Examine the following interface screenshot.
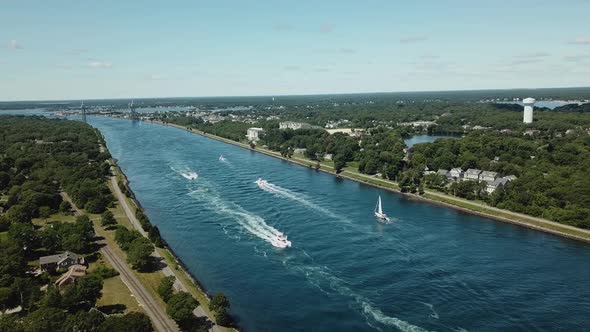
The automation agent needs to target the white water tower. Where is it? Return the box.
[523,97,535,124]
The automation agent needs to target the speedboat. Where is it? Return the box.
[272,232,292,248]
[374,195,390,222]
[182,171,198,180]
[255,178,269,188]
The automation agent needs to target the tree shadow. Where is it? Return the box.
[97,304,127,315]
[136,257,166,273]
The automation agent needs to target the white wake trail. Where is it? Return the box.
[187,189,285,247]
[290,264,432,332]
[258,180,345,221]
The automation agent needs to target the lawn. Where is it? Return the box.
[32,212,77,227]
[97,276,143,313]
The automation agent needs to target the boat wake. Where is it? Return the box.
[419,302,439,319]
[287,262,431,332]
[188,189,291,248]
[170,166,198,180]
[256,179,345,222]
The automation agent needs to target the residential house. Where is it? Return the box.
[485,175,517,194]
[246,128,265,142]
[464,169,482,181]
[437,169,449,178]
[279,122,312,130]
[40,251,85,272]
[480,171,498,183]
[55,265,87,290]
[293,148,307,154]
[323,154,333,161]
[449,168,463,181]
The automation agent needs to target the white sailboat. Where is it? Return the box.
[219,155,226,162]
[374,195,390,222]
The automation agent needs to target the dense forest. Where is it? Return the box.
[0,116,153,331]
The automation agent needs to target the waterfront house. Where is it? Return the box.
[246,128,265,142]
[449,168,463,181]
[55,265,87,290]
[464,169,482,181]
[293,148,307,154]
[323,153,333,161]
[485,175,517,194]
[437,169,449,178]
[40,251,85,272]
[480,171,498,183]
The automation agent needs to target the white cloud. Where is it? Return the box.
[88,61,112,69]
[399,36,428,44]
[8,40,23,50]
[145,74,165,80]
[514,52,551,58]
[320,24,334,34]
[272,23,293,31]
[339,48,356,54]
[564,54,590,62]
[66,48,89,55]
[568,37,590,45]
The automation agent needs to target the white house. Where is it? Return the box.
[464,169,482,181]
[279,122,312,130]
[246,128,265,142]
[480,171,498,182]
[449,168,463,180]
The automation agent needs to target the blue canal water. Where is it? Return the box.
[81,117,590,332]
[6,111,586,331]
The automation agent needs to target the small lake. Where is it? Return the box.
[404,135,456,148]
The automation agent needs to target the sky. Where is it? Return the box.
[1,0,589,101]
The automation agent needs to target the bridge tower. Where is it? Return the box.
[129,100,138,120]
[81,101,87,123]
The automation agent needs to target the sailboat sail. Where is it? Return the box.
[377,196,383,214]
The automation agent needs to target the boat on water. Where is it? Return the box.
[255,178,269,188]
[272,232,292,248]
[182,171,198,180]
[374,195,390,222]
[219,155,226,162]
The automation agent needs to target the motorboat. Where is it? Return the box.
[255,178,269,188]
[182,171,198,180]
[272,232,292,248]
[374,195,390,222]
[219,155,226,162]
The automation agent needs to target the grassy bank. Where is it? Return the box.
[156,120,590,244]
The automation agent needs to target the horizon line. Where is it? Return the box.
[1,85,589,104]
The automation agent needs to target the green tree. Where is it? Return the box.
[99,312,153,332]
[166,292,198,329]
[158,276,175,303]
[64,310,105,332]
[127,237,154,271]
[23,307,67,331]
[59,200,72,214]
[101,210,117,228]
[210,293,230,312]
[8,223,38,251]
